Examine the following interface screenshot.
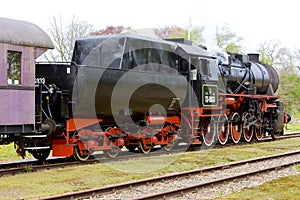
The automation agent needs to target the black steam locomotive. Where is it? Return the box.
[0,18,290,161]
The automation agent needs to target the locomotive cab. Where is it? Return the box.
[170,40,219,108]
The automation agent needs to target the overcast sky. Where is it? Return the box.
[1,0,299,52]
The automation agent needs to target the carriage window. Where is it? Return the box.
[7,51,21,85]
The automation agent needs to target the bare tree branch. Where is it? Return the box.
[41,15,94,62]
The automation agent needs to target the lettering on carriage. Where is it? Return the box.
[35,78,46,84]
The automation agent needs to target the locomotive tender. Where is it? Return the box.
[0,18,290,161]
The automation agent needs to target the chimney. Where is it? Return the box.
[248,53,260,63]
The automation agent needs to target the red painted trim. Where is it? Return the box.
[67,118,103,131]
[52,139,74,157]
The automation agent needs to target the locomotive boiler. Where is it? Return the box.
[217,52,279,95]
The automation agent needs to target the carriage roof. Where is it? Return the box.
[0,17,53,49]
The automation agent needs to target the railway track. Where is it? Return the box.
[0,146,188,177]
[1,132,299,177]
[38,149,300,199]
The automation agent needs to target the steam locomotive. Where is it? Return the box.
[0,18,290,161]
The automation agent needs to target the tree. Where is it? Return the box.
[216,24,243,53]
[91,26,130,35]
[257,39,299,70]
[257,40,300,115]
[155,25,205,44]
[276,66,300,116]
[257,39,282,67]
[42,15,94,62]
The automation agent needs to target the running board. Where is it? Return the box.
[21,135,48,138]
[24,146,50,150]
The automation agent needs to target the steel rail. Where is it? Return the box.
[38,149,300,200]
[1,133,300,177]
[0,146,188,177]
[136,159,300,200]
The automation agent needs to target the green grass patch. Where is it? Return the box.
[1,138,300,199]
[0,143,20,160]
[286,122,300,133]
[285,113,300,132]
[0,143,37,162]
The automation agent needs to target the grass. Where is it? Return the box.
[286,112,300,132]
[0,143,35,162]
[1,138,300,199]
[286,122,300,133]
[215,165,300,200]
[0,143,20,161]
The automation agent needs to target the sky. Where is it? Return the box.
[1,0,299,53]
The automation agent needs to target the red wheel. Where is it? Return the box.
[217,115,229,145]
[254,126,263,141]
[137,127,155,154]
[242,113,254,143]
[202,119,216,147]
[230,112,242,144]
[73,130,92,161]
